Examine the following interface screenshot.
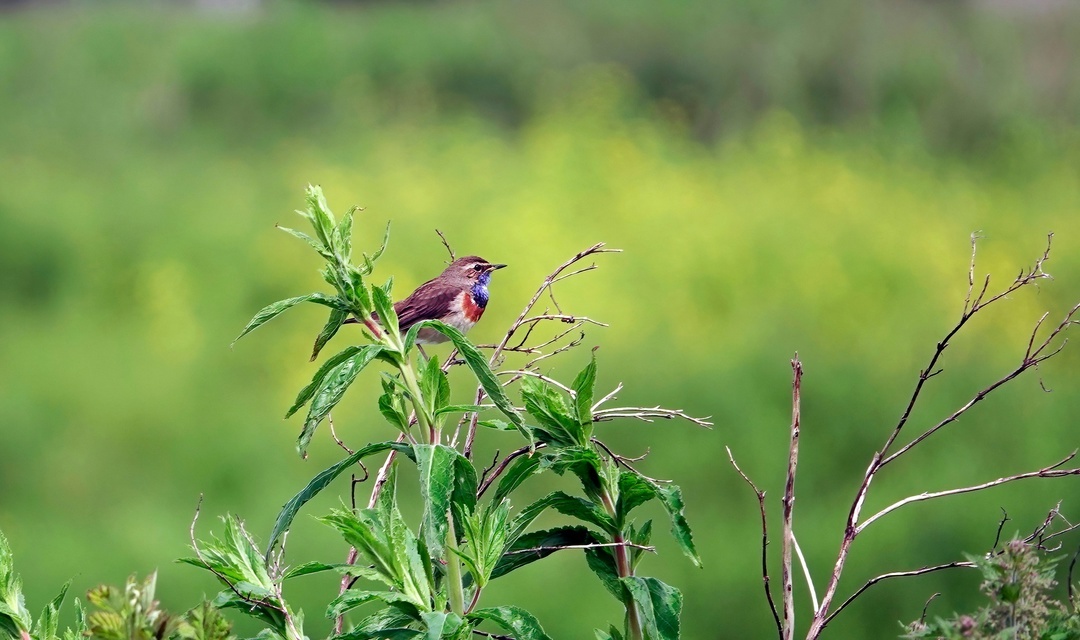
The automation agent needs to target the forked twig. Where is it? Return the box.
[462,243,620,458]
[823,562,977,627]
[856,453,1080,534]
[592,406,713,428]
[803,236,1079,639]
[726,446,782,639]
[435,229,456,262]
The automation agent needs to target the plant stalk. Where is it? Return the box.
[446,517,466,616]
[601,491,643,640]
[398,357,435,443]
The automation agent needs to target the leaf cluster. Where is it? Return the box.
[1,531,233,640]
[196,186,706,640]
[904,540,1080,640]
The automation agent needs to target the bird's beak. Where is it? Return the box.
[488,263,508,271]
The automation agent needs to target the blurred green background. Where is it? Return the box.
[2,0,1080,637]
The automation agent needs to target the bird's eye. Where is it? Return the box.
[473,264,484,272]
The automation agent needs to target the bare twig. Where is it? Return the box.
[823,562,976,628]
[476,444,547,499]
[592,406,713,429]
[328,414,355,455]
[726,446,782,639]
[991,508,1010,552]
[496,369,575,395]
[435,229,456,262]
[1069,546,1080,602]
[880,234,1057,464]
[593,438,664,484]
[505,541,655,556]
[856,454,1080,534]
[592,382,623,412]
[781,357,803,640]
[472,630,514,640]
[880,305,1080,466]
[805,237,1078,639]
[920,593,941,626]
[463,243,620,458]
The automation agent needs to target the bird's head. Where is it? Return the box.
[445,255,507,285]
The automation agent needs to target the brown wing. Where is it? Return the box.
[393,278,460,330]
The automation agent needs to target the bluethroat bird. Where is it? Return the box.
[350,256,506,344]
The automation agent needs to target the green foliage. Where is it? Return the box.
[0,530,32,638]
[904,540,1080,640]
[5,4,1080,639]
[179,516,302,640]
[0,536,235,640]
[178,185,703,639]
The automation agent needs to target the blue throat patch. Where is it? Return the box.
[472,273,491,308]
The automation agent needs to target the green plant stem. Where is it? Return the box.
[397,353,464,614]
[398,357,435,443]
[446,518,466,616]
[601,491,643,640]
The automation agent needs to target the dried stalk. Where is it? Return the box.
[781,357,803,639]
[726,446,783,639]
[802,237,1078,639]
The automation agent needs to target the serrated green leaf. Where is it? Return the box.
[333,608,418,640]
[476,420,514,431]
[280,562,340,580]
[548,446,606,504]
[419,356,450,417]
[628,520,653,570]
[547,493,615,534]
[491,526,598,580]
[304,184,336,248]
[594,625,624,640]
[233,293,346,345]
[414,444,456,557]
[521,377,582,447]
[321,496,431,610]
[406,321,529,442]
[378,392,409,432]
[326,590,418,619]
[0,530,31,636]
[298,345,386,457]
[334,206,358,262]
[287,346,365,418]
[266,440,412,557]
[492,454,542,504]
[371,285,400,342]
[276,225,331,259]
[584,544,621,600]
[452,501,511,589]
[571,352,598,427]
[509,491,614,541]
[358,221,392,277]
[451,452,478,519]
[616,471,657,526]
[434,404,486,417]
[654,484,700,568]
[310,308,349,362]
[420,612,463,640]
[468,607,551,640]
[621,577,682,640]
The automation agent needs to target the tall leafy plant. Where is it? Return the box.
[188,186,709,640]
